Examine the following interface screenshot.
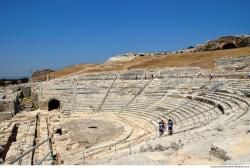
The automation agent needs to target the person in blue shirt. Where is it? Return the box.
[168,119,174,135]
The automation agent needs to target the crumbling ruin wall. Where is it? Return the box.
[11,84,31,97]
[0,100,16,121]
[31,92,39,109]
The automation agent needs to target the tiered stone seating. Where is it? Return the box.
[118,70,146,80]
[25,67,250,164]
[149,78,190,93]
[76,71,117,80]
[88,114,156,159]
[105,76,233,136]
[100,79,149,113]
[148,95,222,133]
[75,80,113,113]
[123,95,162,116]
[158,67,203,78]
[220,79,250,94]
[32,72,119,114]
[49,112,156,164]
[120,76,207,124]
[194,90,249,115]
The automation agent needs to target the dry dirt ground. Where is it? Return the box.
[59,119,124,148]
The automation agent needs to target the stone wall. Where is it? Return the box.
[11,84,31,97]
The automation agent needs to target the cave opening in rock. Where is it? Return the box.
[48,99,60,111]
[221,43,236,49]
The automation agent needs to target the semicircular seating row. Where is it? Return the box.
[33,72,250,134]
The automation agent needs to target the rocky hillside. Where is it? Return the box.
[32,35,250,82]
[194,35,250,52]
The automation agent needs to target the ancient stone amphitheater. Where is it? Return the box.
[0,55,250,165]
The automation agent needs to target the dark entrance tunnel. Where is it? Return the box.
[48,99,60,111]
[221,43,237,49]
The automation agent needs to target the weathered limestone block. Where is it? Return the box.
[209,143,233,161]
[154,143,168,151]
[139,139,183,153]
[170,140,184,151]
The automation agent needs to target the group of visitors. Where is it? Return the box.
[135,74,155,80]
[197,72,214,80]
[158,118,173,137]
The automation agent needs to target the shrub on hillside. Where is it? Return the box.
[0,80,5,86]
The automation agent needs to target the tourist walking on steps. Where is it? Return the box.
[168,119,174,135]
[209,72,213,81]
[159,119,166,137]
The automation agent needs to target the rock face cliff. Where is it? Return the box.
[107,35,250,60]
[106,53,144,63]
[194,35,250,52]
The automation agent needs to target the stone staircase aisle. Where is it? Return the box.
[32,112,54,165]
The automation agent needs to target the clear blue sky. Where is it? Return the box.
[0,0,249,78]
